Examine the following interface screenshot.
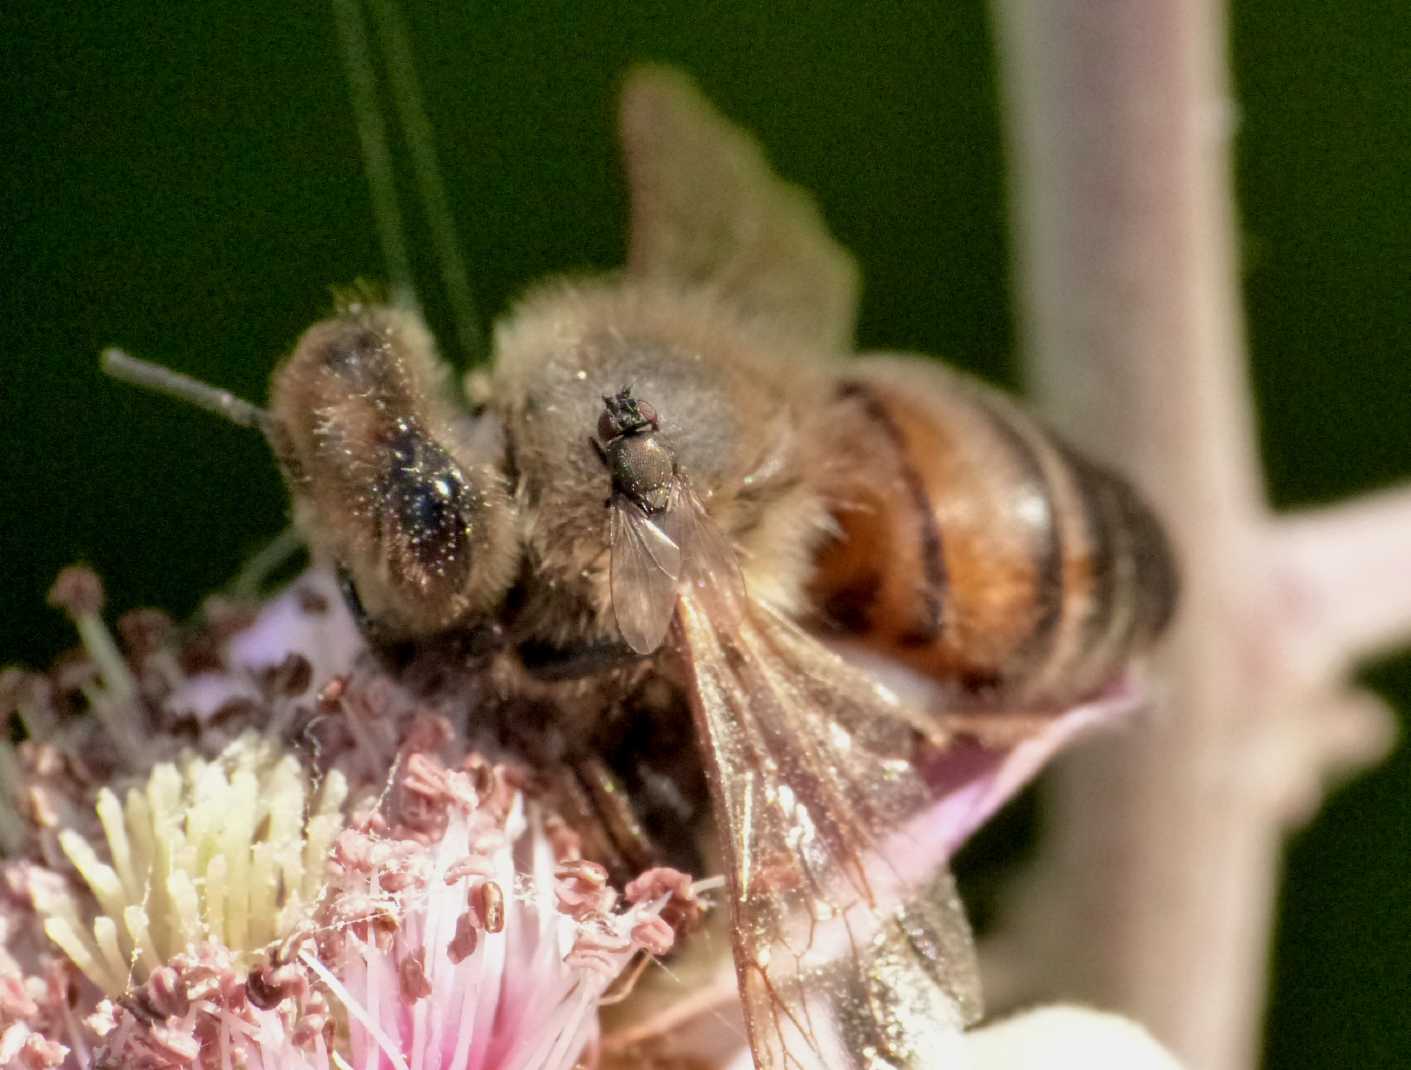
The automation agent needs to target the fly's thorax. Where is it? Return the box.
[607,432,675,514]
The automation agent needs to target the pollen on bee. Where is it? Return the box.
[881,757,911,780]
[828,721,854,752]
[775,782,797,814]
[1013,486,1048,530]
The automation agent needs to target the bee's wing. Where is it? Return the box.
[673,527,983,1067]
[619,65,860,351]
[608,497,685,655]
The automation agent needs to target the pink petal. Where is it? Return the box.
[921,682,1145,861]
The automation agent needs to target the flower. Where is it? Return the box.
[0,565,1175,1068]
[33,732,347,996]
[1,570,698,1069]
[84,942,333,1070]
[79,748,695,1070]
[302,752,696,1070]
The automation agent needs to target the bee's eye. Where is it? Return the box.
[392,470,469,564]
[384,427,473,575]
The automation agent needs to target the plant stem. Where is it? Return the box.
[990,3,1403,1068]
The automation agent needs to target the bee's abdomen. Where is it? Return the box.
[809,358,1177,708]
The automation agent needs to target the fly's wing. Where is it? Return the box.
[619,65,860,352]
[671,493,982,1069]
[608,497,684,655]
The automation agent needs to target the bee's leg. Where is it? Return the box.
[574,754,662,878]
[335,564,415,663]
[336,565,378,636]
[533,758,655,885]
[540,762,631,877]
[516,638,646,681]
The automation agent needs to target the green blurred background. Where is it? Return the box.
[2,3,1406,1065]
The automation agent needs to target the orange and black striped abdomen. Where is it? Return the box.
[808,357,1177,708]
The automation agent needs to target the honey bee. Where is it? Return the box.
[106,65,1176,1070]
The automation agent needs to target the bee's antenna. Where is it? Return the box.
[366,0,485,365]
[330,0,416,307]
[100,348,272,435]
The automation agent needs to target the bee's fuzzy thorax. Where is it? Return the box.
[490,277,844,642]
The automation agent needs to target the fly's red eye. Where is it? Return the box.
[636,400,659,427]
[597,410,618,441]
